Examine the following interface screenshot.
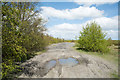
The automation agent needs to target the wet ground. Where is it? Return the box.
[18,42,118,78]
[58,58,79,66]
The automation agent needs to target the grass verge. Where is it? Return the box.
[34,49,47,55]
[74,45,118,65]
[74,45,119,78]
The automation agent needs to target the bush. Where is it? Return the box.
[2,2,47,79]
[77,22,109,53]
[112,40,119,46]
[2,2,64,79]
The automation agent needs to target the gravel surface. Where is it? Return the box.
[18,42,118,78]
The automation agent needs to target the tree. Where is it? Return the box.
[107,37,113,46]
[2,2,47,78]
[2,2,65,78]
[77,22,109,53]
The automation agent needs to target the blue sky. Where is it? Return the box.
[36,1,119,40]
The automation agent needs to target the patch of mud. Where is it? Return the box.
[19,60,57,77]
[19,57,91,77]
[20,61,40,76]
[77,57,90,66]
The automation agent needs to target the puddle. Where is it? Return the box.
[19,58,79,77]
[43,57,79,75]
[38,60,57,77]
[45,60,56,70]
[45,58,79,69]
[58,58,79,66]
[39,58,79,76]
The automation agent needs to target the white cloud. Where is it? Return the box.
[47,23,82,40]
[105,30,118,40]
[46,16,118,40]
[81,16,118,40]
[84,16,118,30]
[71,0,119,6]
[41,6,104,20]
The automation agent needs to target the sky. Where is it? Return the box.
[35,0,119,40]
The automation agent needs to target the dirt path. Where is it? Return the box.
[18,42,118,78]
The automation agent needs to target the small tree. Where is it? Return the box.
[107,37,113,46]
[77,22,109,53]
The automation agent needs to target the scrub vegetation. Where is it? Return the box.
[2,2,64,79]
[76,22,109,53]
[75,22,119,69]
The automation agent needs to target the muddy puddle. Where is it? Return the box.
[45,60,56,70]
[19,57,89,77]
[21,58,79,77]
[45,57,79,69]
[59,58,79,66]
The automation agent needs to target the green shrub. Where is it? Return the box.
[107,37,113,46]
[112,40,119,46]
[77,22,109,53]
[2,2,64,79]
[2,2,46,79]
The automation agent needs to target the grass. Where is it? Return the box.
[34,49,47,55]
[74,44,119,78]
[111,72,120,79]
[74,45,118,66]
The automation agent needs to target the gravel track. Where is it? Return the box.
[18,42,118,78]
